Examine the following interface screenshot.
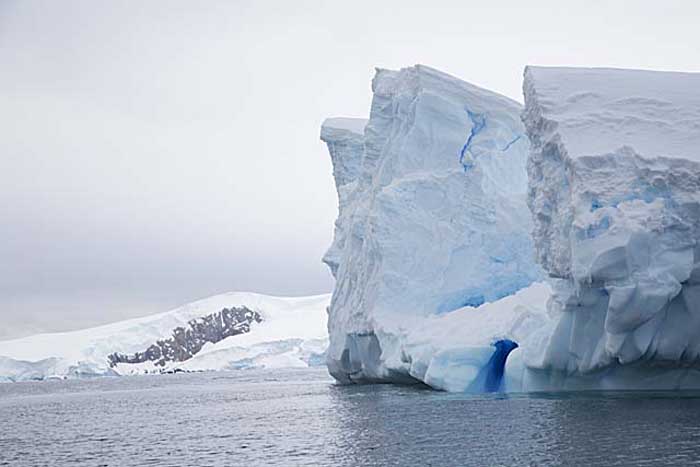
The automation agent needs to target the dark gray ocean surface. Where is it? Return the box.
[2,368,700,466]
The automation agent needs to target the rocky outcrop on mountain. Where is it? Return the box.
[107,306,262,367]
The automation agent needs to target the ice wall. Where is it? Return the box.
[320,118,367,278]
[522,66,700,389]
[322,65,543,388]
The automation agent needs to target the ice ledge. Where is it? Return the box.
[321,117,367,138]
[373,64,523,112]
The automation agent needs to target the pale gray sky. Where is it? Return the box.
[1,0,698,339]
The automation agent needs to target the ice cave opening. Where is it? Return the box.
[480,339,519,392]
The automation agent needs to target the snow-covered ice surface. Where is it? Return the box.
[522,66,700,391]
[0,293,330,382]
[322,65,544,391]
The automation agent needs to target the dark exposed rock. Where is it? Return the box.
[107,306,263,368]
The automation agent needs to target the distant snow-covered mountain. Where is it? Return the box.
[0,292,330,382]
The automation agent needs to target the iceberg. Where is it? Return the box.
[320,117,367,278]
[322,65,544,391]
[521,66,700,390]
[0,292,330,382]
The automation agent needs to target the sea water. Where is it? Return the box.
[2,368,700,466]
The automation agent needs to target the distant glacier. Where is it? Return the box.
[0,293,329,382]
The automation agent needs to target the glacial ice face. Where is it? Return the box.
[320,118,367,278]
[322,65,543,388]
[523,66,700,383]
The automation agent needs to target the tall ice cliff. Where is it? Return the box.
[520,66,700,390]
[321,65,544,390]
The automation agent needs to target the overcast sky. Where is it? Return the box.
[1,0,698,339]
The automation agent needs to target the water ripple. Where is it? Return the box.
[2,369,700,466]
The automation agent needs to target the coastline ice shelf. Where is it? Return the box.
[521,66,700,391]
[322,64,544,391]
[0,292,330,382]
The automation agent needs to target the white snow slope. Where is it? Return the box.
[322,65,545,391]
[521,66,700,391]
[0,292,329,382]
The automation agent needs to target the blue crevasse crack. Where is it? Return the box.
[459,110,486,172]
[501,135,522,152]
[590,185,676,213]
[436,274,537,315]
[460,295,486,308]
[579,215,611,239]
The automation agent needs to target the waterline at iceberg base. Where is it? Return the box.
[322,64,700,393]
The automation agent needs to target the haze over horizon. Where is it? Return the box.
[1,0,698,340]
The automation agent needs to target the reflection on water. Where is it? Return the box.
[2,368,700,466]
